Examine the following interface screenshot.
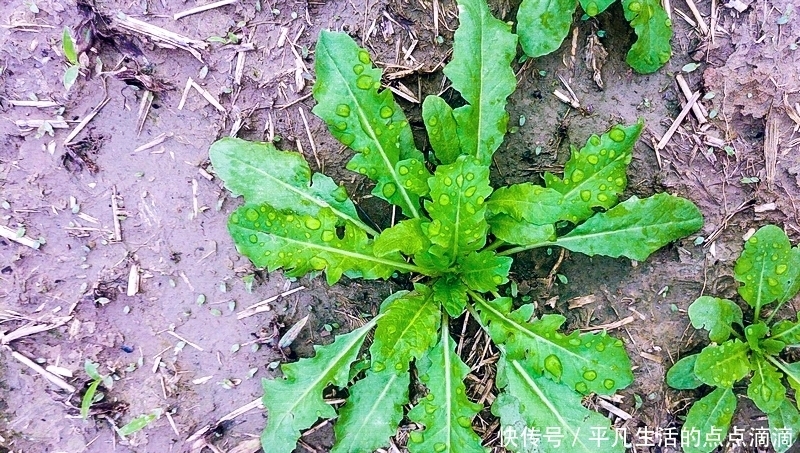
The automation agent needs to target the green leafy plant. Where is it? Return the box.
[62,27,81,91]
[667,225,800,453]
[209,0,702,451]
[81,360,113,419]
[516,0,673,73]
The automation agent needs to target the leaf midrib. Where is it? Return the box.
[319,42,419,218]
[238,225,422,274]
[558,213,698,244]
[228,153,373,234]
[558,150,627,203]
[511,360,593,451]
[477,297,586,363]
[270,318,379,436]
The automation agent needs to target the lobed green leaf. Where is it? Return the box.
[408,322,486,453]
[261,319,377,453]
[486,183,565,225]
[423,95,461,165]
[458,250,512,293]
[432,276,469,317]
[681,387,736,453]
[782,361,800,409]
[229,204,409,284]
[475,296,632,395]
[313,31,429,217]
[332,367,409,453]
[773,313,800,346]
[490,393,533,453]
[666,354,703,390]
[424,155,493,263]
[544,123,641,224]
[734,225,799,314]
[445,0,517,164]
[768,400,800,453]
[621,0,673,74]
[694,339,750,388]
[209,138,372,234]
[487,214,555,246]
[555,193,703,261]
[517,0,576,58]
[495,357,623,453]
[745,322,769,351]
[370,287,441,372]
[688,296,743,343]
[747,353,785,414]
[373,218,430,257]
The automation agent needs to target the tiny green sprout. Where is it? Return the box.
[81,360,112,419]
[61,27,80,91]
[117,409,162,437]
[682,62,701,73]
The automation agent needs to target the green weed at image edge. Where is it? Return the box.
[208,0,703,450]
[667,225,800,453]
[517,0,673,73]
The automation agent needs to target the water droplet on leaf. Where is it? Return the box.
[609,127,626,142]
[583,370,598,381]
[356,74,372,90]
[380,106,393,118]
[246,208,259,222]
[544,354,563,379]
[340,133,355,146]
[358,50,371,64]
[335,104,350,117]
[382,183,396,198]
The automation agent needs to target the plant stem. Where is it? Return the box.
[483,239,506,253]
[497,241,557,256]
[357,221,381,238]
[764,354,797,380]
[764,299,789,326]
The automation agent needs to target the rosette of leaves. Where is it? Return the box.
[209,0,702,451]
[516,0,673,73]
[667,225,800,453]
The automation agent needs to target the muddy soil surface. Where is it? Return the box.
[0,0,798,452]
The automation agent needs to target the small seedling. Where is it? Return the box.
[81,360,113,419]
[516,0,673,73]
[62,27,81,91]
[667,225,800,453]
[117,409,162,437]
[209,0,702,451]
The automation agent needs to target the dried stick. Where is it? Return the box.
[174,0,237,20]
[656,91,701,150]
